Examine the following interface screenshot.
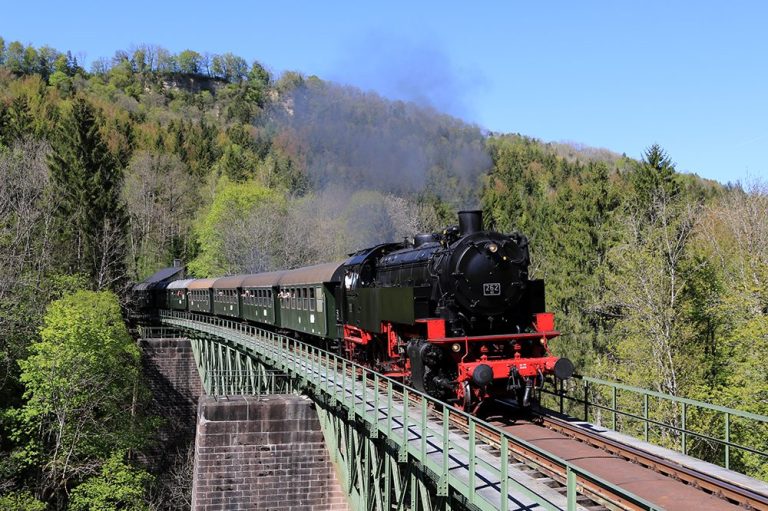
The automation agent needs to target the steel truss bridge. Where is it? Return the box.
[150,310,768,511]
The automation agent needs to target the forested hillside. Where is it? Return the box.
[0,37,766,508]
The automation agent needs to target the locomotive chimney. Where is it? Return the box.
[458,210,483,236]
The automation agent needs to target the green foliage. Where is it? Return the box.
[70,450,153,511]
[47,96,127,289]
[7,290,150,502]
[631,143,678,215]
[0,490,46,511]
[188,178,284,276]
[177,50,202,75]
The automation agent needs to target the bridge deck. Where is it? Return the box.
[162,312,662,511]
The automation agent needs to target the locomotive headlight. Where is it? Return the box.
[451,343,462,353]
[487,243,499,253]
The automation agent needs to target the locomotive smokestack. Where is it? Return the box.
[458,210,483,236]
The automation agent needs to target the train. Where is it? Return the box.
[134,210,574,412]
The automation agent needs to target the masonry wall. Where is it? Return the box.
[140,338,204,467]
[192,395,349,511]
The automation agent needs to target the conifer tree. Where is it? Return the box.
[7,95,33,140]
[47,96,127,289]
[631,144,679,216]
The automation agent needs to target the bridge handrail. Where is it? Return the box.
[543,375,768,472]
[160,310,662,511]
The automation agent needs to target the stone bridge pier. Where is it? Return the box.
[140,336,349,511]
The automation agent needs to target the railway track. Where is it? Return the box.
[533,411,768,510]
[305,347,768,510]
[470,400,768,511]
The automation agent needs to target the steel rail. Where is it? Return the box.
[543,377,768,470]
[533,411,768,510]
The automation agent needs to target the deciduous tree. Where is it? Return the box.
[7,291,150,506]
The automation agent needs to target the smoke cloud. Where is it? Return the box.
[327,33,486,121]
[270,80,491,206]
[261,41,495,258]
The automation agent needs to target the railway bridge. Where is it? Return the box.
[139,310,768,511]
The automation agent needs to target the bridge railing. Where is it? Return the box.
[542,375,768,476]
[136,325,186,339]
[161,310,662,511]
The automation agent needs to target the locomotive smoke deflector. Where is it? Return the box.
[458,210,483,236]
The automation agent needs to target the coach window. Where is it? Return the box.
[316,287,323,313]
[309,288,315,311]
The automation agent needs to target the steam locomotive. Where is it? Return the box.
[136,210,573,412]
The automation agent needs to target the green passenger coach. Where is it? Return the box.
[241,271,285,326]
[166,279,195,310]
[212,275,246,318]
[276,262,344,338]
[188,278,216,313]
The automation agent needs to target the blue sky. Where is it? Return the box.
[3,1,767,184]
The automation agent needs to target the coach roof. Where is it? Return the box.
[277,262,344,286]
[241,271,286,288]
[167,279,195,290]
[187,278,218,290]
[212,275,249,289]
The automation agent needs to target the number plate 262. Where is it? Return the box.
[483,283,501,296]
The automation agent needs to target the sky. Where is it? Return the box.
[3,1,767,184]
